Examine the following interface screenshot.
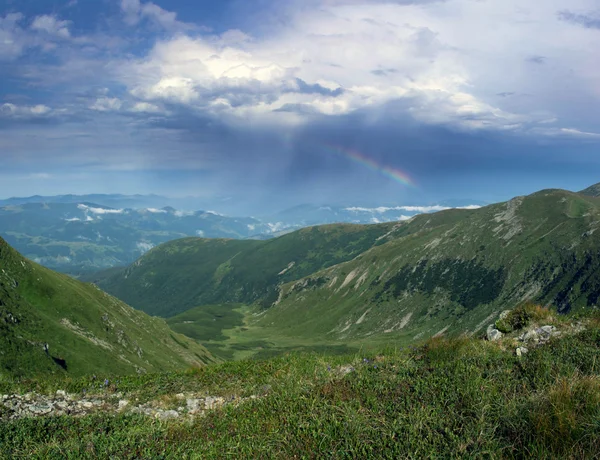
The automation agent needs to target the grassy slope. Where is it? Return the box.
[1,307,600,458]
[0,237,216,380]
[95,223,399,317]
[239,189,600,346]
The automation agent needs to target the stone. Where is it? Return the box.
[80,401,94,409]
[186,398,201,412]
[523,329,539,342]
[516,347,529,357]
[28,404,52,416]
[118,400,129,411]
[55,390,66,398]
[486,325,503,341]
[335,364,356,377]
[156,410,179,420]
[205,396,224,410]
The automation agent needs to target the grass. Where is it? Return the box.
[0,237,215,379]
[2,308,600,458]
[95,223,399,317]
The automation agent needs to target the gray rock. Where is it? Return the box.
[523,329,539,342]
[156,410,179,420]
[516,347,529,357]
[28,404,52,416]
[55,390,66,398]
[205,396,225,410]
[118,400,129,411]
[487,325,503,341]
[186,398,201,412]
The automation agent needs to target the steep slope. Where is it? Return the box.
[251,188,600,343]
[93,223,400,317]
[0,237,215,379]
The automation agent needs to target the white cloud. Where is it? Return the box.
[345,204,481,213]
[90,97,122,112]
[64,217,81,222]
[120,0,189,31]
[113,0,600,135]
[136,240,155,252]
[1,103,52,118]
[129,102,162,113]
[0,13,25,59]
[30,15,71,38]
[77,204,125,214]
[146,207,167,213]
[195,230,205,236]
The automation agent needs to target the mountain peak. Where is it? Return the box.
[579,182,600,197]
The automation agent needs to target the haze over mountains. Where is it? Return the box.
[0,194,483,274]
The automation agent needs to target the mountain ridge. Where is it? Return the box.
[0,236,215,379]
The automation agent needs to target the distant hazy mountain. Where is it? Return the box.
[0,194,486,274]
[0,202,268,274]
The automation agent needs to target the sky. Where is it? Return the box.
[0,0,599,213]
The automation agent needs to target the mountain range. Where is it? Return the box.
[89,184,600,359]
[0,195,483,274]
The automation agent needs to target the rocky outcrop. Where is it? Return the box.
[0,390,259,422]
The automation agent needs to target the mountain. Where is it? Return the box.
[0,195,485,275]
[0,202,267,274]
[93,185,600,358]
[579,183,600,197]
[0,237,214,379]
[256,188,600,343]
[89,223,400,318]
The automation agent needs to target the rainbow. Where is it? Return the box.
[323,144,416,188]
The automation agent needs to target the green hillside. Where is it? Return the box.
[2,306,600,457]
[91,186,600,359]
[0,237,215,379]
[93,223,399,317]
[254,189,600,345]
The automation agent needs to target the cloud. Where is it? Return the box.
[0,13,26,60]
[120,0,190,31]
[136,240,154,252]
[28,172,52,179]
[77,204,125,214]
[558,10,600,29]
[113,0,599,136]
[1,103,52,118]
[129,102,162,113]
[30,15,71,38]
[345,204,480,213]
[90,97,123,112]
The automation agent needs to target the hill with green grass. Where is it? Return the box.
[1,306,600,457]
[89,185,600,359]
[256,188,600,345]
[92,223,399,317]
[0,237,215,379]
